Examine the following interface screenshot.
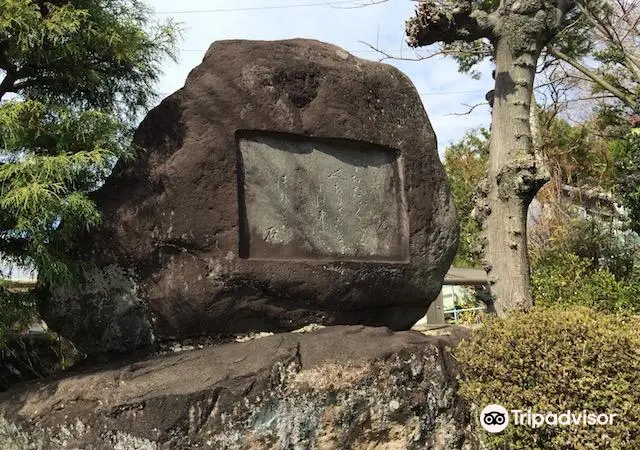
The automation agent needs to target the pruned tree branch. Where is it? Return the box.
[405,0,496,48]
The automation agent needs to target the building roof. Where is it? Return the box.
[444,267,488,285]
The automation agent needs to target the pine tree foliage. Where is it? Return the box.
[0,0,178,343]
[0,100,133,284]
[0,0,178,117]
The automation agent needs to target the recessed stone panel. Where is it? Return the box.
[238,133,409,262]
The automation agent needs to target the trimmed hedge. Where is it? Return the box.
[455,306,640,449]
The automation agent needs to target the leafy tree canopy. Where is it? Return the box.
[538,110,615,189]
[443,128,489,268]
[0,0,178,117]
[411,0,639,115]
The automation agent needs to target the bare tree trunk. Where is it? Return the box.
[530,92,542,154]
[482,39,548,315]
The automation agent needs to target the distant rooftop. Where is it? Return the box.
[444,267,488,285]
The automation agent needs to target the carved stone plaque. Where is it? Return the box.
[238,132,409,262]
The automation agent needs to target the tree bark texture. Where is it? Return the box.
[481,39,548,314]
[405,0,574,315]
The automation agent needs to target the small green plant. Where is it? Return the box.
[0,283,37,346]
[456,306,640,449]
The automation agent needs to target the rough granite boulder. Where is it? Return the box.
[42,39,458,354]
[0,326,477,449]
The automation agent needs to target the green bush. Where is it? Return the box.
[535,217,640,282]
[531,252,640,314]
[456,306,640,449]
[0,283,37,346]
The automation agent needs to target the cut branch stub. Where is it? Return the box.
[496,159,550,202]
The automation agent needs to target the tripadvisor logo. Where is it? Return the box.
[479,404,617,433]
[480,404,509,433]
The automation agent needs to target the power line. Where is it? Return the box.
[154,0,366,14]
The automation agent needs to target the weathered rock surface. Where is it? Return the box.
[42,39,458,354]
[0,326,476,450]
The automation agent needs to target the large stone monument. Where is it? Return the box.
[42,39,458,354]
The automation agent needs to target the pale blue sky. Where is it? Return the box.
[148,0,494,151]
